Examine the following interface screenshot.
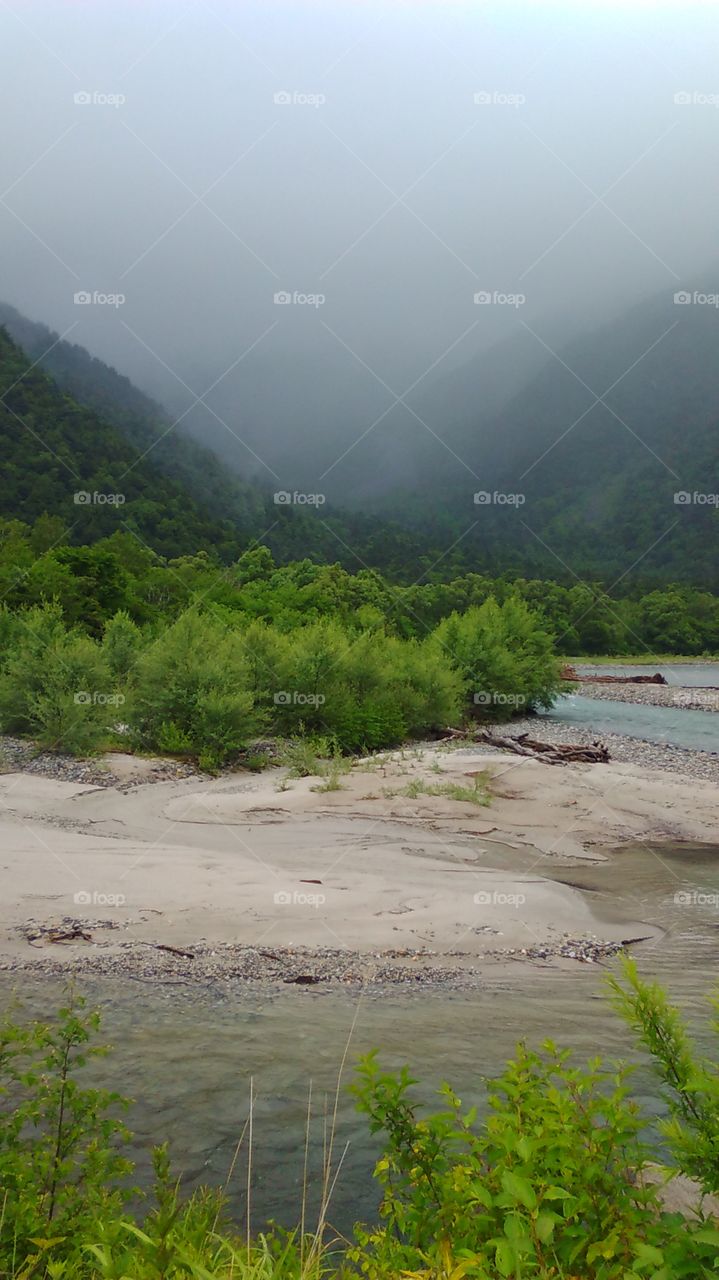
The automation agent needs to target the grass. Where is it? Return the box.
[384,770,491,807]
[310,762,347,793]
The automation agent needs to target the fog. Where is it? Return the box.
[2,0,719,499]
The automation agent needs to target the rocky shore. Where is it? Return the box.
[0,933,637,988]
[0,738,205,788]
[576,681,719,713]
[481,715,719,783]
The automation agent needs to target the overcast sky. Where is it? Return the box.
[2,0,719,494]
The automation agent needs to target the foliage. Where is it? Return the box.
[129,610,262,770]
[0,602,119,754]
[1,510,718,658]
[351,1043,719,1279]
[0,993,133,1272]
[608,955,719,1197]
[433,596,563,713]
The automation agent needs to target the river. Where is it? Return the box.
[542,693,719,752]
[2,663,718,1232]
[4,837,719,1232]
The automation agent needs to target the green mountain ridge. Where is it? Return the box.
[2,289,717,588]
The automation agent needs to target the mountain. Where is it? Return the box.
[3,288,717,589]
[384,282,719,588]
[0,313,429,574]
[0,324,248,559]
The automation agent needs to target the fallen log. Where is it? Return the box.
[562,666,667,685]
[477,730,610,765]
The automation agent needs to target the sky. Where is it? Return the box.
[2,0,719,497]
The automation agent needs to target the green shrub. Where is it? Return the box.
[102,609,144,681]
[609,955,719,1197]
[129,609,262,769]
[433,595,562,716]
[0,995,133,1271]
[268,622,462,752]
[0,602,119,754]
[352,1043,719,1279]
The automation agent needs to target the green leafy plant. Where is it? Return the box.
[0,993,133,1273]
[608,955,719,1196]
[350,1041,719,1279]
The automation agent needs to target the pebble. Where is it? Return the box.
[0,935,640,989]
[576,682,719,714]
[0,737,204,788]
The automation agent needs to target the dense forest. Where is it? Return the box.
[0,304,717,768]
[2,300,717,587]
[0,318,423,572]
[370,284,719,587]
[2,517,717,656]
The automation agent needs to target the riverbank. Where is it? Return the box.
[576,681,719,713]
[495,714,719,781]
[1,733,717,985]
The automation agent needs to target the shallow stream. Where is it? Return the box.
[3,840,719,1232]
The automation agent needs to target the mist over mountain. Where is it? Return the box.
[1,0,718,593]
[4,1,719,519]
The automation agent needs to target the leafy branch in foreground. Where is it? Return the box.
[0,992,133,1269]
[351,1043,719,1279]
[608,954,719,1195]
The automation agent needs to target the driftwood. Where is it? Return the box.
[477,730,610,765]
[561,664,667,685]
[46,927,93,944]
[150,943,196,960]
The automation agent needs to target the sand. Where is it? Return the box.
[1,743,716,977]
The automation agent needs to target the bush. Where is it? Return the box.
[433,595,562,716]
[0,602,119,754]
[0,995,133,1270]
[609,955,719,1196]
[102,608,144,681]
[268,621,462,752]
[352,1042,719,1279]
[129,609,262,769]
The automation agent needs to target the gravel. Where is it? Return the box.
[0,737,204,788]
[576,682,719,713]
[0,935,638,989]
